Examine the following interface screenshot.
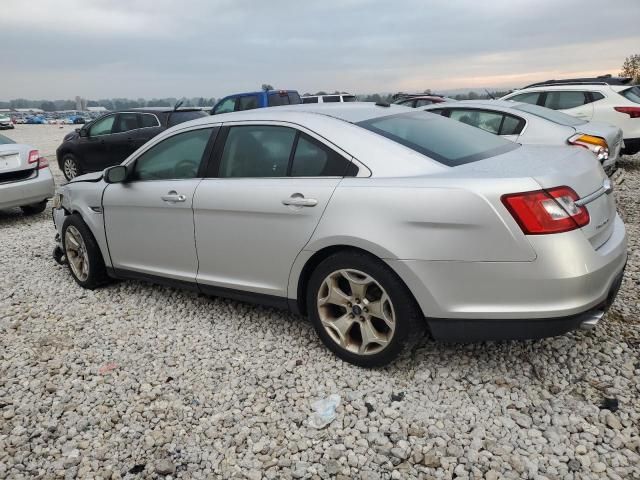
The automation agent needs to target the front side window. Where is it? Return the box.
[113,113,139,134]
[544,91,587,110]
[302,96,319,104]
[508,92,541,105]
[213,98,236,115]
[89,114,115,136]
[322,96,341,103]
[133,128,212,181]
[449,109,504,134]
[237,95,260,111]
[291,134,356,177]
[219,125,296,177]
[357,112,518,167]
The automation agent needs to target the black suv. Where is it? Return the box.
[56,108,208,180]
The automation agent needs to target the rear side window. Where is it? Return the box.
[322,96,341,103]
[356,112,519,167]
[449,109,503,135]
[213,98,236,115]
[268,92,291,107]
[288,92,302,104]
[291,134,356,177]
[113,113,139,133]
[139,113,160,128]
[237,95,260,111]
[590,92,605,102]
[342,95,356,102]
[0,133,15,144]
[167,110,207,127]
[500,115,524,135]
[398,99,415,108]
[543,91,588,110]
[620,86,640,104]
[302,97,319,104]
[507,92,541,105]
[415,99,434,107]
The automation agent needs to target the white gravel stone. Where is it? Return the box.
[0,125,639,479]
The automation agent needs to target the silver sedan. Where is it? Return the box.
[51,104,627,367]
[0,133,55,214]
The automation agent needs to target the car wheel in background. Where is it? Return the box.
[62,214,109,289]
[307,250,426,368]
[20,200,48,215]
[62,153,81,180]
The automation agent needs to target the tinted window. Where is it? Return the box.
[500,115,523,135]
[302,97,319,104]
[544,91,587,110]
[213,98,236,115]
[590,92,605,102]
[322,96,341,103]
[512,103,587,126]
[89,115,115,136]
[620,86,640,104]
[508,92,541,105]
[288,92,302,104]
[356,112,519,167]
[167,110,207,127]
[415,99,434,107]
[0,133,15,144]
[139,113,160,128]
[133,128,212,181]
[219,125,296,177]
[113,113,139,133]
[291,134,356,177]
[449,109,503,134]
[268,92,291,107]
[237,95,260,111]
[427,109,446,116]
[343,96,356,102]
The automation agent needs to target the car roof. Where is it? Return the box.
[127,107,202,113]
[424,99,524,110]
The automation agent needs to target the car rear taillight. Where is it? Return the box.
[28,150,39,164]
[568,134,609,161]
[37,157,49,170]
[27,150,48,170]
[501,186,589,235]
[614,106,640,118]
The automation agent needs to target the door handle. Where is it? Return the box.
[282,195,318,207]
[161,191,186,203]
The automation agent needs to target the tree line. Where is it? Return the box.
[0,97,217,112]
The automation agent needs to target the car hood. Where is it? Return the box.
[68,171,104,183]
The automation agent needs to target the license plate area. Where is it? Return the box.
[0,153,21,171]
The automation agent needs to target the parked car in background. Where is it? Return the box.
[25,116,46,124]
[0,114,15,129]
[51,104,626,367]
[393,94,456,108]
[422,100,623,173]
[501,76,640,155]
[302,93,357,103]
[56,107,208,180]
[0,133,55,215]
[211,89,301,114]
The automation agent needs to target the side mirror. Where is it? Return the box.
[104,165,127,183]
[79,128,89,138]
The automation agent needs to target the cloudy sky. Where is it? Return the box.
[2,0,639,100]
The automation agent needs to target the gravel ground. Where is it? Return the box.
[1,125,639,479]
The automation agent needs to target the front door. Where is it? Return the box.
[193,123,358,297]
[103,126,216,282]
[78,113,116,172]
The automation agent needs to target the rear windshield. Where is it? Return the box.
[288,92,302,104]
[268,92,291,107]
[512,103,587,126]
[0,133,15,144]
[620,86,640,104]
[167,110,208,127]
[356,111,519,167]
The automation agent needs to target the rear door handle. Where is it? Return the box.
[282,196,318,207]
[161,191,186,203]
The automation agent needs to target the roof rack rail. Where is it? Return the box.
[523,75,632,89]
[392,92,447,100]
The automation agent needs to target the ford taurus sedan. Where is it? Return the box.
[51,104,627,367]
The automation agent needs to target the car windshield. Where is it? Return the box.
[620,86,640,104]
[511,103,587,126]
[167,110,208,127]
[356,111,519,167]
[0,133,15,144]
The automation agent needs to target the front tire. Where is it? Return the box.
[20,200,48,215]
[62,153,81,180]
[62,214,109,289]
[307,250,426,368]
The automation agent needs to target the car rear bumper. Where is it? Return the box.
[0,168,55,209]
[387,213,627,339]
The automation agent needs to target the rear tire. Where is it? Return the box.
[62,153,81,180]
[62,214,109,289]
[306,250,426,368]
[20,200,47,215]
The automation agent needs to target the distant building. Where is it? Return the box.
[14,108,45,114]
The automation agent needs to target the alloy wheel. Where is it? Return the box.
[64,157,78,179]
[317,269,396,355]
[65,225,90,281]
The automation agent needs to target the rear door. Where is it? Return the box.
[78,114,116,171]
[109,112,142,167]
[193,122,357,297]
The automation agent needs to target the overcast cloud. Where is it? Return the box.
[2,0,639,99]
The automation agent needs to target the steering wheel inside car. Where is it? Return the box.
[175,159,198,178]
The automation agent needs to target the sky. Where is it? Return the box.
[2,0,639,100]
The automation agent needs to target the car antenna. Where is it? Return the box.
[485,89,496,100]
[174,100,184,111]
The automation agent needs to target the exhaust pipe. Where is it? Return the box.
[580,310,605,330]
